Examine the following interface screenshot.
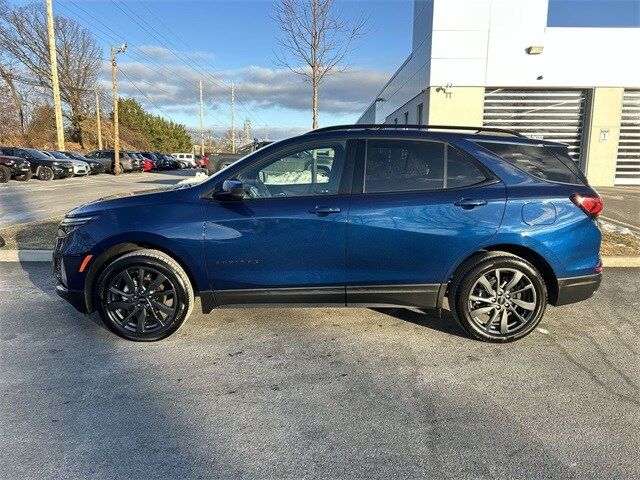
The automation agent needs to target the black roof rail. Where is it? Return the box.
[306,124,524,137]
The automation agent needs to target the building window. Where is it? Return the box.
[404,112,409,125]
[394,118,398,125]
[417,103,423,125]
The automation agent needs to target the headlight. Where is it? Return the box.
[4,159,15,165]
[57,216,98,238]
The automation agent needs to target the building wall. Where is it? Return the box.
[357,0,640,186]
[426,87,485,126]
[583,88,624,186]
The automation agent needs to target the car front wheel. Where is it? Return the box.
[37,166,54,181]
[450,252,547,342]
[0,165,10,183]
[95,249,194,341]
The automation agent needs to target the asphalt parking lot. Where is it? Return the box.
[1,263,638,479]
[0,169,200,228]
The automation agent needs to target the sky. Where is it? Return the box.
[34,0,640,139]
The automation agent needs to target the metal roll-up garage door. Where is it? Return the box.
[615,90,640,185]
[483,88,587,164]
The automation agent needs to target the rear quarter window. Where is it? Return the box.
[476,141,587,185]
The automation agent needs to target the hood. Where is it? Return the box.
[67,187,174,217]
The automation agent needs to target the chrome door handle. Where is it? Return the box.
[309,205,341,215]
[454,198,487,209]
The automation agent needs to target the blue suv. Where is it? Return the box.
[54,125,603,342]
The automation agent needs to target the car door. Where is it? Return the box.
[204,139,355,306]
[346,138,506,308]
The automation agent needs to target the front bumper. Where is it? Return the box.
[10,163,31,176]
[53,165,74,178]
[55,283,89,313]
[554,273,602,306]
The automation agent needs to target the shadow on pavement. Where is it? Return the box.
[372,307,471,339]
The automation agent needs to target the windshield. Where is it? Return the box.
[24,149,53,160]
[48,151,69,160]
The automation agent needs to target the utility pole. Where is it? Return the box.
[111,44,126,174]
[230,82,236,153]
[243,118,251,145]
[45,0,64,150]
[199,79,205,156]
[95,90,103,150]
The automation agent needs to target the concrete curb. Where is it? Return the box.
[0,250,52,262]
[602,256,640,267]
[1,249,639,268]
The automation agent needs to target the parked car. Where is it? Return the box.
[171,152,196,168]
[62,151,105,175]
[54,124,603,342]
[0,154,31,182]
[46,151,90,176]
[153,153,179,170]
[85,150,135,173]
[195,154,209,169]
[139,152,159,170]
[205,141,272,175]
[126,152,145,172]
[0,147,74,180]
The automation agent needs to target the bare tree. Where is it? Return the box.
[0,2,101,146]
[273,0,368,129]
[0,64,26,136]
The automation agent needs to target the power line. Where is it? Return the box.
[111,0,261,126]
[59,0,230,125]
[134,0,263,126]
[118,69,175,121]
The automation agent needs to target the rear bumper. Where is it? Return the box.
[554,273,602,306]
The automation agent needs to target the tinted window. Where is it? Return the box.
[447,147,488,188]
[477,141,587,185]
[365,140,445,193]
[23,149,50,160]
[237,143,345,199]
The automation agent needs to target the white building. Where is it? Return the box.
[358,0,640,186]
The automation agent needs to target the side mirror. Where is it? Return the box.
[217,179,245,199]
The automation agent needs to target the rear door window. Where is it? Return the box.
[477,141,587,185]
[364,140,488,193]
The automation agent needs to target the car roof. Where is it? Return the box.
[297,124,567,148]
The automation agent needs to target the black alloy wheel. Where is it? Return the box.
[38,166,54,181]
[96,250,194,341]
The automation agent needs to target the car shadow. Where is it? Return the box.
[371,307,471,339]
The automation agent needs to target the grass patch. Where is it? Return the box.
[1,215,639,256]
[601,230,640,256]
[0,216,62,250]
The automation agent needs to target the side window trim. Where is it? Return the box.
[211,138,356,200]
[358,138,493,195]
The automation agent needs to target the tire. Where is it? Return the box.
[449,251,547,343]
[14,171,32,181]
[95,249,194,341]
[0,165,10,183]
[37,166,54,181]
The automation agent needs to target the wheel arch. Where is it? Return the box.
[84,240,200,313]
[444,244,560,306]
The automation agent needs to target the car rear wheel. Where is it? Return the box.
[95,249,194,341]
[0,165,10,183]
[450,252,547,342]
[37,166,54,181]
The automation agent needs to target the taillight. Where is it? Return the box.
[570,193,603,218]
